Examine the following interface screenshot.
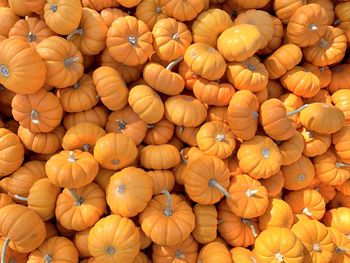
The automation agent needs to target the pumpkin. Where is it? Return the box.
[7,160,46,200]
[144,118,174,145]
[284,189,326,220]
[152,235,198,263]
[217,24,261,62]
[260,171,284,198]
[226,56,268,93]
[237,135,282,179]
[328,191,350,209]
[139,191,195,246]
[175,126,198,147]
[263,43,302,80]
[63,105,108,130]
[184,155,230,205]
[259,198,294,230]
[8,0,31,16]
[291,219,335,262]
[18,125,65,154]
[273,0,305,24]
[258,16,284,55]
[143,59,185,96]
[0,7,19,37]
[227,90,259,140]
[74,228,91,258]
[328,64,350,94]
[44,0,82,35]
[55,183,106,231]
[57,74,99,113]
[234,9,274,49]
[192,8,233,47]
[128,84,164,124]
[281,155,315,191]
[88,214,140,263]
[135,0,167,30]
[100,8,127,27]
[184,43,226,81]
[254,227,304,263]
[0,204,46,253]
[140,144,180,170]
[299,103,345,134]
[287,4,327,47]
[82,0,118,11]
[235,0,268,9]
[163,0,205,22]
[94,133,137,170]
[279,93,304,128]
[277,131,304,165]
[165,95,207,127]
[303,89,334,108]
[303,63,331,89]
[44,222,58,241]
[309,0,334,25]
[192,204,217,244]
[0,193,14,209]
[67,7,108,56]
[323,207,350,237]
[0,128,24,177]
[93,66,129,111]
[27,236,79,263]
[300,127,331,158]
[315,183,336,204]
[333,125,350,164]
[0,38,46,94]
[152,18,191,62]
[107,167,153,217]
[26,178,61,221]
[197,242,231,263]
[303,26,347,67]
[313,149,350,186]
[37,36,84,89]
[93,168,113,192]
[9,17,55,47]
[207,106,228,124]
[328,227,350,262]
[147,170,175,195]
[230,247,259,263]
[227,174,269,218]
[107,16,153,66]
[332,89,350,124]
[178,60,199,90]
[62,122,105,152]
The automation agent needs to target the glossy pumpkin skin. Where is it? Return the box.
[217,200,260,248]
[192,204,218,244]
[273,0,305,24]
[332,89,350,125]
[0,204,46,253]
[281,155,315,191]
[227,90,260,140]
[323,207,350,236]
[303,63,331,89]
[185,155,230,205]
[254,227,304,263]
[0,38,46,94]
[88,214,140,263]
[328,64,350,94]
[147,170,175,196]
[107,16,153,66]
[139,193,195,246]
[27,236,79,263]
[300,127,331,158]
[284,189,326,220]
[107,167,153,217]
[259,198,294,230]
[140,144,180,170]
[291,219,335,262]
[227,174,269,218]
[152,17,192,62]
[93,66,129,111]
[192,8,233,47]
[184,43,226,81]
[100,8,127,28]
[197,242,231,263]
[328,227,350,262]
[165,95,207,127]
[278,131,304,165]
[36,36,84,89]
[152,235,198,263]
[258,16,284,55]
[196,121,236,160]
[300,103,345,135]
[163,0,205,22]
[0,128,24,177]
[217,24,262,62]
[237,135,282,179]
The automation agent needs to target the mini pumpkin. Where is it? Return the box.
[192,204,218,244]
[144,118,174,145]
[63,105,107,130]
[135,0,167,30]
[147,170,175,196]
[259,198,294,230]
[328,64,350,94]
[333,125,350,164]
[140,144,180,170]
[323,207,350,236]
[332,89,350,124]
[277,131,304,165]
[300,127,331,157]
[260,171,284,198]
[163,0,205,22]
[197,242,231,263]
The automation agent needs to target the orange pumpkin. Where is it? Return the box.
[135,0,167,30]
[328,64,350,94]
[328,227,350,262]
[303,63,331,89]
[332,89,350,124]
[230,247,259,263]
[323,207,350,236]
[197,242,231,263]
[259,198,294,230]
[100,8,127,28]
[192,204,218,244]
[140,144,180,170]
[144,118,174,145]
[258,16,284,55]
[207,106,228,124]
[333,125,350,164]
[147,170,175,196]
[273,0,305,24]
[260,171,284,198]
[163,0,205,22]
[82,0,118,11]
[277,131,304,165]
[0,7,19,38]
[300,127,331,157]
[178,60,199,90]
[0,237,28,263]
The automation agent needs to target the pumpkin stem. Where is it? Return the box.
[30,109,40,124]
[116,119,126,130]
[82,144,91,152]
[68,188,84,206]
[309,23,318,31]
[336,162,350,168]
[161,190,172,216]
[252,111,259,119]
[209,178,229,197]
[334,19,341,26]
[306,130,314,138]
[44,254,53,263]
[68,151,76,162]
[50,4,57,12]
[319,38,328,48]
[241,218,258,237]
[247,63,256,71]
[245,189,258,197]
[166,57,183,71]
[286,104,309,116]
[73,82,80,89]
[302,207,313,217]
[64,57,79,67]
[155,6,162,14]
[67,28,84,40]
[336,247,349,254]
[117,184,125,193]
[106,246,115,255]
[180,149,188,165]
[1,238,10,263]
[297,174,305,182]
[261,148,270,159]
[14,194,28,202]
[175,250,185,259]
[216,134,225,142]
[28,32,36,42]
[147,124,155,129]
[0,65,10,78]
[128,36,137,46]
[275,252,284,262]
[313,243,321,252]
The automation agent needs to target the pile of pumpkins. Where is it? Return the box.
[1,0,350,262]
